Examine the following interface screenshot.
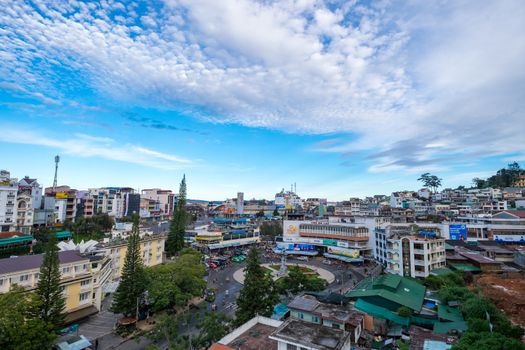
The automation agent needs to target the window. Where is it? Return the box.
[19,274,29,282]
[81,280,91,287]
[312,316,319,323]
[34,273,40,280]
[83,264,88,270]
[62,267,70,274]
[286,344,297,350]
[79,292,90,301]
[299,313,304,319]
[0,279,4,286]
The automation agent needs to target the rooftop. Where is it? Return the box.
[270,319,350,350]
[0,251,88,274]
[346,274,426,311]
[409,325,457,350]
[287,294,320,312]
[212,316,282,350]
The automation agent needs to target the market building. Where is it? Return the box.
[276,220,371,263]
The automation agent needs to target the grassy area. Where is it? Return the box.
[269,265,315,274]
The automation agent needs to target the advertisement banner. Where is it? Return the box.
[323,239,337,246]
[337,241,349,248]
[327,246,360,258]
[55,192,68,199]
[449,224,467,240]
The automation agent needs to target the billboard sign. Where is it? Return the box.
[449,224,467,240]
[55,192,68,199]
[323,239,337,246]
[337,241,349,248]
[327,246,360,258]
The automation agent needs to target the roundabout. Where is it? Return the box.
[232,262,335,285]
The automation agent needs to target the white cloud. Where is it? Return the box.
[0,0,524,173]
[0,126,192,170]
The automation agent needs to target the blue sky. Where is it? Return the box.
[0,0,524,200]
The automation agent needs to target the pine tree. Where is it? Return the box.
[35,233,65,328]
[166,175,187,256]
[235,246,278,326]
[112,214,146,317]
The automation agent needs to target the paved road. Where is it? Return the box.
[77,245,381,349]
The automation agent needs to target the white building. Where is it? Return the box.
[275,189,303,210]
[236,192,244,215]
[0,170,18,232]
[141,188,175,218]
[390,191,415,208]
[383,230,446,278]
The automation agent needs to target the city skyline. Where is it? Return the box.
[1,1,524,200]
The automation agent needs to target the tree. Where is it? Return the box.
[145,249,206,312]
[235,246,278,326]
[112,215,147,317]
[34,233,66,328]
[418,173,442,193]
[196,312,231,348]
[255,209,265,218]
[0,286,57,350]
[273,208,280,217]
[397,306,412,317]
[166,175,187,256]
[472,177,486,189]
[452,331,525,350]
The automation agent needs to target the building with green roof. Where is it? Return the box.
[346,274,426,312]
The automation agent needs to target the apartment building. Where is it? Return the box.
[0,251,112,322]
[103,234,166,279]
[0,170,18,232]
[17,176,43,232]
[385,232,446,278]
[141,188,175,219]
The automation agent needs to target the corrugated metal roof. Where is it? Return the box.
[346,274,426,311]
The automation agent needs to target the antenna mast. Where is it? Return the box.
[53,155,60,190]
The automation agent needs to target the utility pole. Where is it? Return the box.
[53,155,60,190]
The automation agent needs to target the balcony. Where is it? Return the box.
[412,249,425,255]
[414,259,426,266]
[414,270,427,278]
[7,194,15,199]
[6,202,14,206]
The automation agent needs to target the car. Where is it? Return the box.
[232,255,246,263]
[207,262,218,269]
[322,259,332,265]
[296,256,309,261]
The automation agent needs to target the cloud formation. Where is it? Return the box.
[0,0,524,172]
[0,126,192,169]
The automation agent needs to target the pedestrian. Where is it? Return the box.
[94,338,99,350]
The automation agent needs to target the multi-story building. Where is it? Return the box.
[390,191,416,209]
[141,188,175,219]
[16,192,34,233]
[275,189,303,210]
[279,220,371,262]
[103,233,166,279]
[385,232,446,278]
[0,170,18,232]
[0,251,112,323]
[16,176,43,233]
[236,192,244,215]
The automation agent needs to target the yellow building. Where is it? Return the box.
[104,233,166,279]
[0,250,112,323]
[513,175,525,187]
